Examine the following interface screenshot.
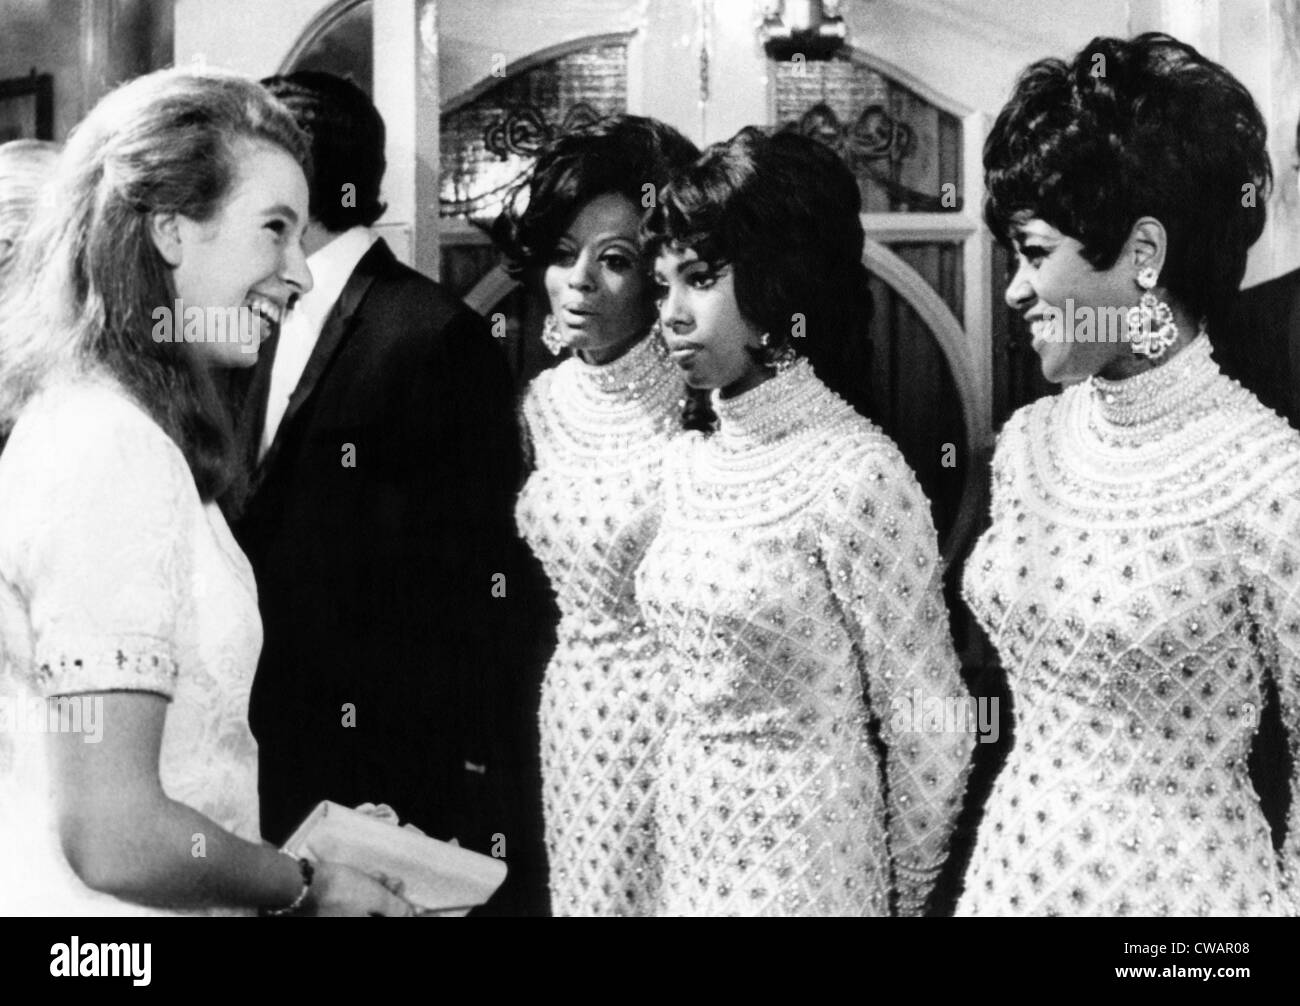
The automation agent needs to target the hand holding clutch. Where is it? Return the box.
[301,861,418,917]
[285,801,508,916]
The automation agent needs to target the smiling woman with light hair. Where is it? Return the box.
[0,69,412,916]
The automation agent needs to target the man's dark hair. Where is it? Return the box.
[260,70,387,231]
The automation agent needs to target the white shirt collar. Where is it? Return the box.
[294,225,379,327]
[258,226,378,459]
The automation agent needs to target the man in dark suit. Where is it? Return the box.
[1219,264,1299,848]
[1218,269,1300,427]
[227,72,546,911]
[1217,117,1300,852]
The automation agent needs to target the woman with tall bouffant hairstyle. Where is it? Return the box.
[960,33,1300,916]
[0,69,412,916]
[491,114,698,916]
[636,127,972,916]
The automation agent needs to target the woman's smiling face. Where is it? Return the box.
[160,138,312,367]
[1005,217,1143,385]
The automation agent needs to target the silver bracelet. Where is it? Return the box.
[262,853,314,917]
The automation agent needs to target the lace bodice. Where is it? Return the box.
[636,361,972,915]
[0,376,262,916]
[515,335,684,916]
[959,335,1300,916]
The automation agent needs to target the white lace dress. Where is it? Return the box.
[0,376,263,916]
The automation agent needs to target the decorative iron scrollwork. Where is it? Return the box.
[440,40,627,225]
[441,101,609,222]
[784,101,961,212]
[482,101,603,160]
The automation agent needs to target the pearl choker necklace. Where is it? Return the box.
[711,360,852,449]
[1087,332,1215,429]
[539,330,683,462]
[570,332,673,399]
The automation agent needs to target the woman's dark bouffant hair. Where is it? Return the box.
[642,126,873,425]
[492,114,700,277]
[984,32,1271,335]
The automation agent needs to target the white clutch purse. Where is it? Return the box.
[281,801,508,916]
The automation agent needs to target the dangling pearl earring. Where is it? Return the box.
[1126,266,1178,360]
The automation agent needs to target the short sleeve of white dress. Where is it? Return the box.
[2,381,194,699]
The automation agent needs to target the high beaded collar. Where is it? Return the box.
[711,359,848,449]
[1086,332,1216,431]
[569,331,673,399]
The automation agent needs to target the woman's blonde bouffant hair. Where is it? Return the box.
[0,68,310,500]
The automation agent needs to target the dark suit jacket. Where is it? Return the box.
[1217,267,1300,428]
[1218,267,1299,848]
[226,240,548,907]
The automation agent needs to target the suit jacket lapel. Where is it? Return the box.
[254,238,394,485]
[237,328,279,476]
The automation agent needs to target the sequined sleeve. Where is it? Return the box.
[5,389,194,699]
[1238,477,1300,907]
[818,440,973,916]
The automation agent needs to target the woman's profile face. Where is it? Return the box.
[164,138,312,369]
[1005,217,1140,384]
[542,192,649,366]
[652,244,768,399]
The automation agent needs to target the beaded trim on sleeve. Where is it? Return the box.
[33,637,180,697]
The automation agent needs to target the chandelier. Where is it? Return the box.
[759,0,849,61]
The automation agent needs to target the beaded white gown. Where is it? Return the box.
[636,361,973,916]
[959,335,1300,917]
[0,376,262,916]
[515,334,683,916]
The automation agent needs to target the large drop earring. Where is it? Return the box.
[759,332,797,374]
[1126,266,1178,360]
[649,318,669,356]
[541,314,566,356]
